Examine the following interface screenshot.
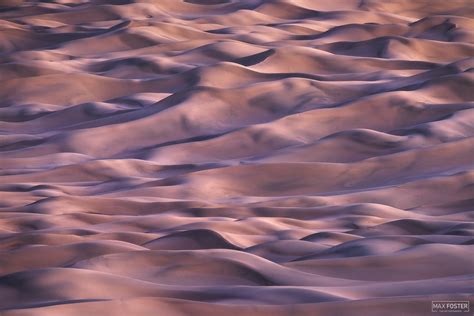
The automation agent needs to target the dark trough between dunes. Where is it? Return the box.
[0,0,473,315]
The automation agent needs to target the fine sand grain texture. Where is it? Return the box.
[0,0,473,315]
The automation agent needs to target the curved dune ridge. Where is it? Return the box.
[0,0,473,315]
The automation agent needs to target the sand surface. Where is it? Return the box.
[0,0,473,315]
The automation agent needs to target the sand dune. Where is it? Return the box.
[0,0,473,315]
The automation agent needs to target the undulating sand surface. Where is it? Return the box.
[1,0,473,315]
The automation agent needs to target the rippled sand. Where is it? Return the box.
[0,0,473,315]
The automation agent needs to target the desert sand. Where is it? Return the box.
[0,0,473,315]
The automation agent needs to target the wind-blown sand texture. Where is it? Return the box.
[0,0,473,315]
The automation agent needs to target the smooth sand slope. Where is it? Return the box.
[0,0,473,315]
